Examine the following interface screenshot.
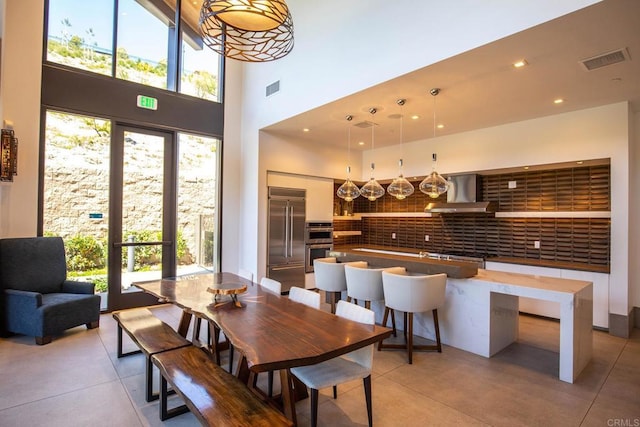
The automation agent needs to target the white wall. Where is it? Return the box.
[0,0,44,238]
[220,59,244,275]
[631,110,640,310]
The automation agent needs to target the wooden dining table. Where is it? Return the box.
[134,272,392,426]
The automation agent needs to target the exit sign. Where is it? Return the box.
[136,95,158,110]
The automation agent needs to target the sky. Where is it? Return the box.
[47,0,218,70]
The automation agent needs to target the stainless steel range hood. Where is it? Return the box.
[424,174,497,213]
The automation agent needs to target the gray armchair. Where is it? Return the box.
[0,237,101,345]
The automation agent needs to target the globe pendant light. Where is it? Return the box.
[387,99,415,200]
[336,115,361,202]
[359,108,385,201]
[419,88,449,198]
[420,153,449,198]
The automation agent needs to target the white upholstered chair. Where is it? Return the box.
[313,257,367,313]
[260,277,282,294]
[380,271,447,364]
[291,300,375,427]
[289,286,321,309]
[237,269,253,282]
[344,264,406,335]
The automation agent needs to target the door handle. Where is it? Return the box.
[113,241,171,247]
[284,205,290,258]
[271,264,304,271]
[289,205,294,257]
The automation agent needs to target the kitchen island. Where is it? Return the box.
[329,247,593,383]
[329,246,479,278]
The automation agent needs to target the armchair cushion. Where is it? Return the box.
[0,237,67,293]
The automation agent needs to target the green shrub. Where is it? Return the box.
[65,235,106,271]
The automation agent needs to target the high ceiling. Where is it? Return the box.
[263,0,640,150]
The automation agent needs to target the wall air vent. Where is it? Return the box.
[353,120,376,128]
[580,48,631,71]
[266,80,280,97]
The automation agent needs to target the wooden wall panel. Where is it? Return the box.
[333,165,610,269]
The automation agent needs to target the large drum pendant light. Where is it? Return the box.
[359,108,385,201]
[200,0,294,62]
[387,99,415,200]
[419,88,449,198]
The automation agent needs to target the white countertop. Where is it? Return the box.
[473,268,592,296]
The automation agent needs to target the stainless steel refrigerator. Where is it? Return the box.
[267,187,306,293]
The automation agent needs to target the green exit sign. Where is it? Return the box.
[136,95,158,110]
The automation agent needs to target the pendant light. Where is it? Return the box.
[419,88,449,198]
[387,99,415,200]
[200,0,294,62]
[336,115,361,202]
[359,108,385,201]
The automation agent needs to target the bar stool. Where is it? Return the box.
[313,257,367,314]
[379,271,447,364]
[344,264,406,335]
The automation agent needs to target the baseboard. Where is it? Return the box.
[634,306,640,329]
[609,310,634,338]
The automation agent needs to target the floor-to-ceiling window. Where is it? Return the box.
[41,0,224,311]
[45,0,220,101]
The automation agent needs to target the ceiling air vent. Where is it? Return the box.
[580,48,631,71]
[266,80,280,97]
[353,120,376,128]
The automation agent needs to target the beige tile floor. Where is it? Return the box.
[1,303,639,427]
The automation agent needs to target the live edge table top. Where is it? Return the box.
[134,272,392,373]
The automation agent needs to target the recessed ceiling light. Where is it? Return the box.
[437,124,444,129]
[576,161,584,165]
[513,59,528,68]
[358,141,365,146]
[411,115,420,120]
[554,98,564,104]
[302,128,310,132]
[523,166,530,170]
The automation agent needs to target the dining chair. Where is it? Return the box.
[313,257,367,314]
[379,271,447,363]
[290,300,375,427]
[260,277,282,294]
[288,286,321,309]
[237,269,253,282]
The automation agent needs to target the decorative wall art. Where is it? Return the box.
[1,128,18,181]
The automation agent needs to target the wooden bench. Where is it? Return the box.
[152,346,293,426]
[112,307,191,402]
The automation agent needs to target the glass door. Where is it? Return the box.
[108,124,176,310]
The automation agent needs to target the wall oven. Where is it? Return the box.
[305,222,333,272]
[305,243,333,273]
